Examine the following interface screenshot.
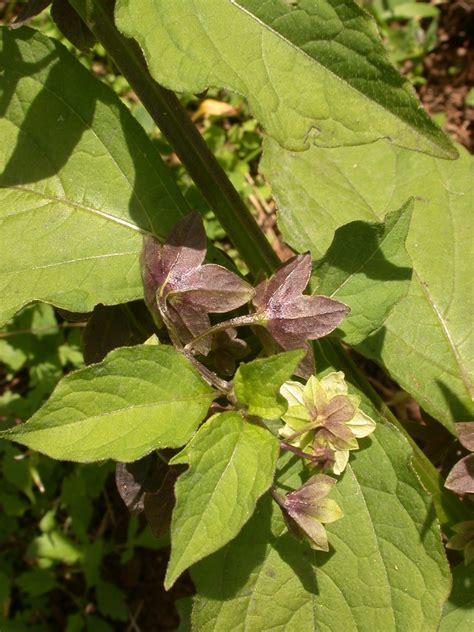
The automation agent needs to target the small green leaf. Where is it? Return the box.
[16,569,56,597]
[28,530,82,565]
[115,0,455,158]
[233,350,305,418]
[313,201,413,344]
[439,564,474,632]
[165,412,279,589]
[96,580,128,622]
[0,346,215,462]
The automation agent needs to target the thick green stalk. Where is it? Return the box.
[70,0,280,278]
[70,0,466,527]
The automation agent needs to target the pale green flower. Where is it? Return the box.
[280,372,376,474]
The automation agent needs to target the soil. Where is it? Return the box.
[416,0,474,151]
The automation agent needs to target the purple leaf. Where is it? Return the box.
[141,212,254,351]
[175,265,255,312]
[456,422,474,452]
[445,454,474,495]
[144,466,186,538]
[115,454,166,514]
[161,210,207,279]
[253,254,349,369]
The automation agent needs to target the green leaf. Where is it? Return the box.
[165,412,279,589]
[0,346,215,462]
[27,530,82,565]
[96,580,128,622]
[233,350,305,418]
[313,201,413,344]
[262,138,473,431]
[115,0,455,159]
[191,422,450,631]
[0,26,188,327]
[439,564,474,632]
[16,569,56,597]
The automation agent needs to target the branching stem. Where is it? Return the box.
[184,314,261,354]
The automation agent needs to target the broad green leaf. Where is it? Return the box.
[115,0,455,159]
[262,138,473,431]
[313,201,413,344]
[233,350,305,418]
[165,412,279,589]
[439,564,474,632]
[0,346,215,462]
[191,418,450,631]
[0,27,188,327]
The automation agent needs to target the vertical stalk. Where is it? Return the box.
[69,0,280,278]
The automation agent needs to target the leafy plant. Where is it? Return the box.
[0,0,472,630]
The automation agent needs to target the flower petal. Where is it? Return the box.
[320,371,348,397]
[303,375,328,417]
[346,410,377,438]
[333,450,350,475]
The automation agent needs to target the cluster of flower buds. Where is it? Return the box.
[280,371,377,475]
[274,372,377,550]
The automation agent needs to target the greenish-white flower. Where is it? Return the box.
[280,372,376,474]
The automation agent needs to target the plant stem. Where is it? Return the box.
[280,441,321,464]
[184,314,260,353]
[69,0,280,279]
[182,350,233,397]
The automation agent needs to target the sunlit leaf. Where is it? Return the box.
[115,0,456,158]
[0,346,215,462]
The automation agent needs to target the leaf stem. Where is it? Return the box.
[184,314,260,353]
[280,441,322,464]
[182,350,232,396]
[69,0,280,278]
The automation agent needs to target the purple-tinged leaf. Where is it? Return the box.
[456,422,474,452]
[142,235,165,327]
[445,454,474,495]
[253,254,349,372]
[161,210,206,279]
[173,265,254,312]
[115,453,166,514]
[208,328,249,376]
[144,466,185,538]
[446,521,474,565]
[266,295,350,349]
[168,301,211,354]
[141,212,254,352]
[254,254,311,309]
